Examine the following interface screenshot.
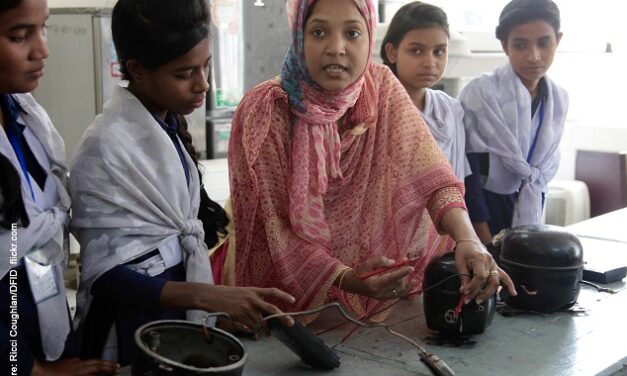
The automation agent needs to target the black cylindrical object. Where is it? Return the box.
[499,225,584,312]
[132,320,247,376]
[423,252,496,335]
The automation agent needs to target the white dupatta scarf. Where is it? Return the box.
[0,94,70,360]
[460,63,568,227]
[70,86,213,329]
[421,88,471,180]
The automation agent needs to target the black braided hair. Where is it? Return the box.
[175,114,229,249]
[0,154,29,229]
[112,0,229,248]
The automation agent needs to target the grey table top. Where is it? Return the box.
[121,279,627,376]
[121,212,627,376]
[567,208,627,243]
[239,283,626,376]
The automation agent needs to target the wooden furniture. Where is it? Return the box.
[575,150,627,218]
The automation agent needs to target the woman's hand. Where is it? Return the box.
[454,240,516,304]
[31,358,120,376]
[161,282,295,330]
[438,207,516,304]
[338,256,417,300]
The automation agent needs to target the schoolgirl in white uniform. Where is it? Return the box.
[381,1,470,180]
[70,0,294,366]
[0,0,118,374]
[460,0,568,244]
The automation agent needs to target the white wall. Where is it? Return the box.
[48,0,116,8]
[549,51,627,180]
[47,0,627,180]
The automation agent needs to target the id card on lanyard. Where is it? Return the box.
[24,255,60,304]
[526,100,546,163]
[515,99,546,200]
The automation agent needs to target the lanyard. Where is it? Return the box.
[526,99,545,163]
[154,113,190,185]
[7,128,36,200]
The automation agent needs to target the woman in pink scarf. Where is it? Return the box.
[228,0,515,316]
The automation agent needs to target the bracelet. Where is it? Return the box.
[454,238,486,249]
[337,267,353,292]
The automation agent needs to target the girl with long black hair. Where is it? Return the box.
[69,0,294,366]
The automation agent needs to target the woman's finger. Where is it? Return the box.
[356,255,395,275]
[475,268,500,303]
[464,260,489,302]
[364,266,413,299]
[393,273,412,296]
[498,266,517,296]
[402,278,421,299]
[455,254,472,294]
[385,279,407,299]
[371,266,414,289]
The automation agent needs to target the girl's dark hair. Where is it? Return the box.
[495,0,561,42]
[111,0,210,80]
[0,0,23,13]
[112,0,228,247]
[380,1,449,74]
[0,154,29,229]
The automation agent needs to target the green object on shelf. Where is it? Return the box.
[215,88,241,107]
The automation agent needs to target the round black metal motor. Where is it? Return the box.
[132,320,247,376]
[423,252,496,335]
[499,225,584,312]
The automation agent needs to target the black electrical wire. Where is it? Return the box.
[367,272,472,318]
[315,272,472,337]
[200,273,472,376]
[201,302,454,376]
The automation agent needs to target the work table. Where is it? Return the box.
[120,210,627,376]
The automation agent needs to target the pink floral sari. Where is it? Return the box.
[228,0,465,316]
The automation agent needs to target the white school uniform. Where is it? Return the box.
[421,88,471,180]
[0,93,71,360]
[69,85,214,334]
[459,63,569,227]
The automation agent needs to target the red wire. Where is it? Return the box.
[354,257,420,279]
[454,294,466,316]
[334,257,422,343]
[320,272,471,343]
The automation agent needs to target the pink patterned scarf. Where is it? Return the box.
[282,0,377,248]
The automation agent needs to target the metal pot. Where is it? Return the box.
[499,225,584,312]
[132,320,247,376]
[423,252,496,335]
